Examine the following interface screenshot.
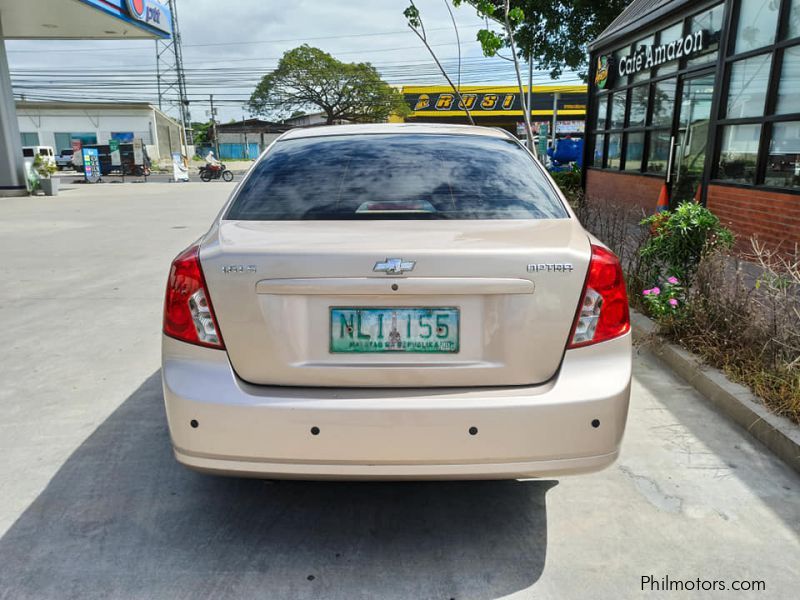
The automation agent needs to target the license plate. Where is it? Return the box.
[330,307,459,353]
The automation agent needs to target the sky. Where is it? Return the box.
[5,0,582,123]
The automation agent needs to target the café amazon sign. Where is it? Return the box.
[595,29,708,89]
[402,85,587,117]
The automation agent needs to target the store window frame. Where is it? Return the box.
[711,0,800,190]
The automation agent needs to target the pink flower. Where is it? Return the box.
[643,289,652,296]
[651,287,661,295]
[667,276,679,285]
[669,298,679,307]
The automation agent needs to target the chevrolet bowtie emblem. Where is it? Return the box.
[373,258,416,275]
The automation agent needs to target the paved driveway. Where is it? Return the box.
[0,183,797,599]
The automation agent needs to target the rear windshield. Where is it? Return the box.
[226,133,567,220]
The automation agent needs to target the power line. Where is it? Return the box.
[5,26,480,53]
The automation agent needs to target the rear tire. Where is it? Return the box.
[222,170,234,182]
[200,170,212,182]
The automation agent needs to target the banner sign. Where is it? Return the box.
[124,0,171,34]
[172,152,189,182]
[81,0,172,37]
[109,139,121,166]
[405,90,586,115]
[538,124,548,156]
[599,29,709,85]
[133,138,144,165]
[71,139,82,168]
[83,148,101,183]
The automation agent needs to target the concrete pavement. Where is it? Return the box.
[0,182,797,599]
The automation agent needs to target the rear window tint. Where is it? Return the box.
[226,134,567,220]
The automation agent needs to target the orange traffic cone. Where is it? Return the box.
[693,183,702,203]
[656,182,670,213]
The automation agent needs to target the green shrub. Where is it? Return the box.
[640,201,734,288]
[550,166,582,204]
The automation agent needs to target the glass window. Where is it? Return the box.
[657,23,684,75]
[609,91,626,129]
[226,134,568,221]
[593,134,605,167]
[624,132,645,171]
[790,0,800,39]
[651,78,677,127]
[54,133,72,154]
[628,85,649,127]
[776,46,800,114]
[20,132,39,146]
[687,4,725,67]
[70,132,98,146]
[647,130,672,174]
[717,124,762,183]
[726,54,772,118]
[612,46,630,88]
[607,133,622,169]
[632,35,655,82]
[765,121,800,187]
[735,0,779,53]
[595,95,608,130]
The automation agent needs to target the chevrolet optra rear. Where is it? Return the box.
[161,123,631,479]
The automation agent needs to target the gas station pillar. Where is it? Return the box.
[0,11,26,196]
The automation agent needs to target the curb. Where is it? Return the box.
[630,310,800,475]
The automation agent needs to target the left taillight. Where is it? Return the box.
[163,244,225,349]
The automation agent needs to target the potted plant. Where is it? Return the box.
[34,154,59,196]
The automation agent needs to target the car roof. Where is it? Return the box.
[279,122,514,141]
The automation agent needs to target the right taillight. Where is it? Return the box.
[568,244,630,348]
[163,244,225,349]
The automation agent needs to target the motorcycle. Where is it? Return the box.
[199,163,234,182]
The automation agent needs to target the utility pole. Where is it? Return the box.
[209,94,219,157]
[155,41,162,111]
[242,110,248,160]
[155,0,192,147]
[527,53,534,153]
[551,92,560,152]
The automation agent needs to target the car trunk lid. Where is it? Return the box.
[200,219,590,387]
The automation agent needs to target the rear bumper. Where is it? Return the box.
[162,333,631,480]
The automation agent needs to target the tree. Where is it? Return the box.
[473,1,535,146]
[461,0,630,79]
[191,121,213,146]
[249,45,409,124]
[404,1,475,125]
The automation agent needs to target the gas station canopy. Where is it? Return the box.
[0,0,171,40]
[0,0,172,196]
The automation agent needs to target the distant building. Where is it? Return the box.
[15,101,184,161]
[280,112,333,127]
[212,119,290,159]
[395,84,588,139]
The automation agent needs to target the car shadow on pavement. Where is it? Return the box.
[0,371,556,600]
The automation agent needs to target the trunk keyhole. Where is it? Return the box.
[391,284,399,291]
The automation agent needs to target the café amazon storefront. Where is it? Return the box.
[584,0,800,249]
[397,85,587,139]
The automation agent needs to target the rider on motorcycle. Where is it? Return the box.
[205,150,222,171]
